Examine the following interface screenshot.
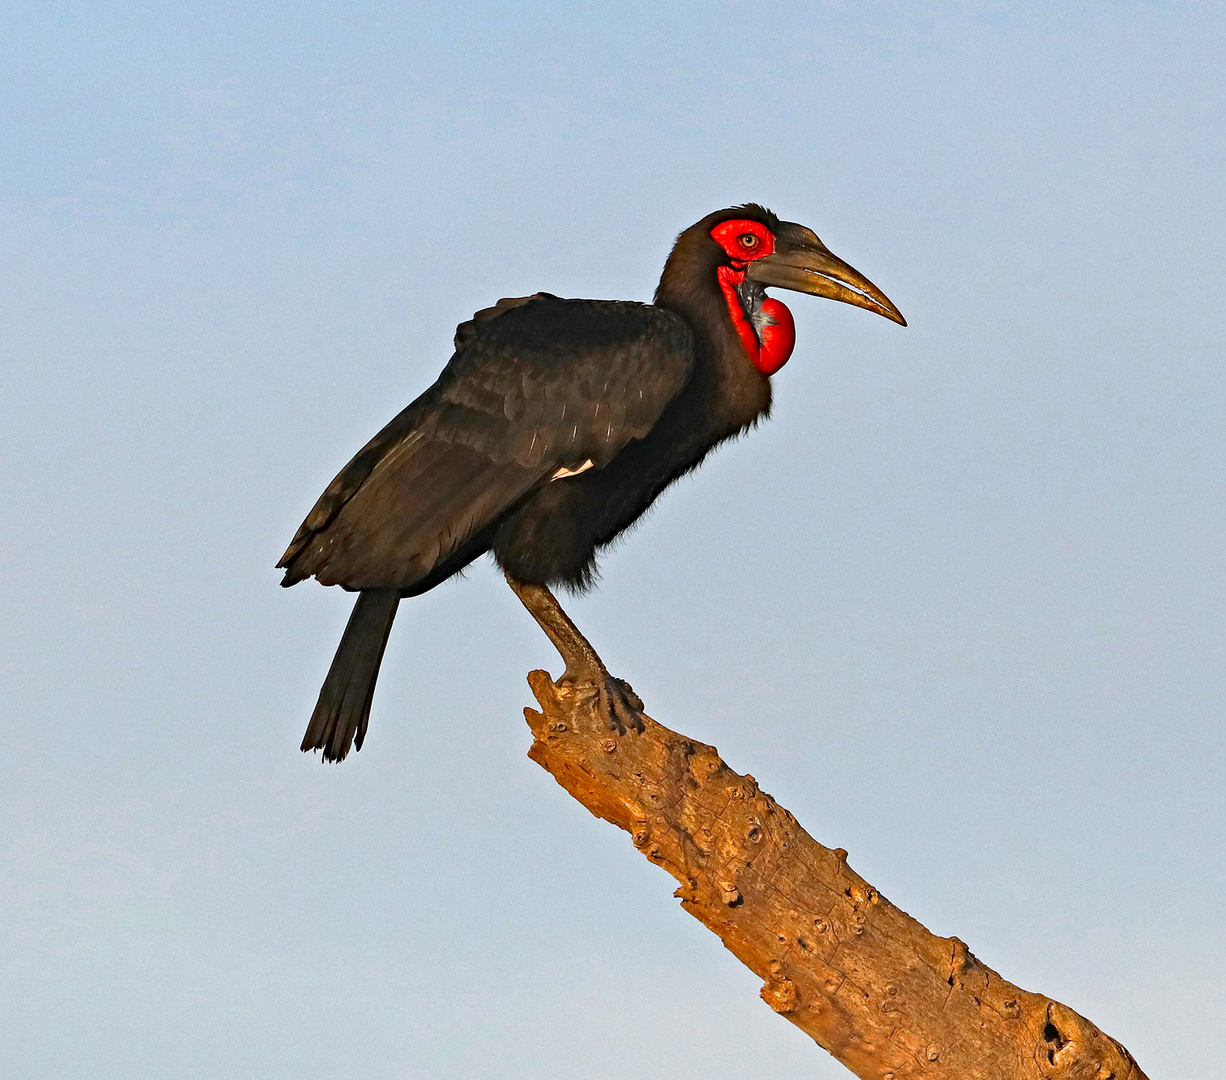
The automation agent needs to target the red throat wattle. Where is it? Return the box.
[709,219,796,376]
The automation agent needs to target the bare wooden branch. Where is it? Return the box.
[522,669,1148,1080]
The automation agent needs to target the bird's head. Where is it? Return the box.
[657,204,905,376]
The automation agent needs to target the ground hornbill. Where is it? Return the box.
[279,204,905,760]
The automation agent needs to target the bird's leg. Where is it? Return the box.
[505,574,644,733]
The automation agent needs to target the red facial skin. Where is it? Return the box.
[709,219,796,376]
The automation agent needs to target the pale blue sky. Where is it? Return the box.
[2,3,1223,1077]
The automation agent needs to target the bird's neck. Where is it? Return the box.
[654,258,772,437]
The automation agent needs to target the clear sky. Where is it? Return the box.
[2,2,1223,1077]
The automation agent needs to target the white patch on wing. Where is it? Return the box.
[550,459,595,481]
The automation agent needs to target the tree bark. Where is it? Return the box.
[521,669,1148,1080]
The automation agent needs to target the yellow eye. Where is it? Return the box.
[739,233,760,250]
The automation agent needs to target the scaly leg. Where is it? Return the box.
[505,574,644,733]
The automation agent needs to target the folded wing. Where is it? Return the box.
[278,294,694,592]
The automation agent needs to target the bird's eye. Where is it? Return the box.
[739,233,760,250]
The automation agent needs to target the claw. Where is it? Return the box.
[613,676,644,715]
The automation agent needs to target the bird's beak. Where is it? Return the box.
[746,224,906,326]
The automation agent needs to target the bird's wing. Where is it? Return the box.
[278,294,694,591]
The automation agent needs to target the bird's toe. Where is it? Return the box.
[600,675,645,734]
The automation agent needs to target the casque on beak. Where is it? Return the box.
[746,222,906,326]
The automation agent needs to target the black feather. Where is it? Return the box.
[300,589,400,762]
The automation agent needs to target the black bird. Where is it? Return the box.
[279,205,904,760]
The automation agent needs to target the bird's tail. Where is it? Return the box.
[302,589,400,762]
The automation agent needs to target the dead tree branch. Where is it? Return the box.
[522,669,1147,1080]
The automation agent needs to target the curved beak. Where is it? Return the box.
[746,223,906,326]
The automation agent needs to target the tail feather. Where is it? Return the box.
[302,589,400,761]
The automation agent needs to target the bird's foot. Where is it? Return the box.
[559,662,645,734]
[503,575,645,733]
